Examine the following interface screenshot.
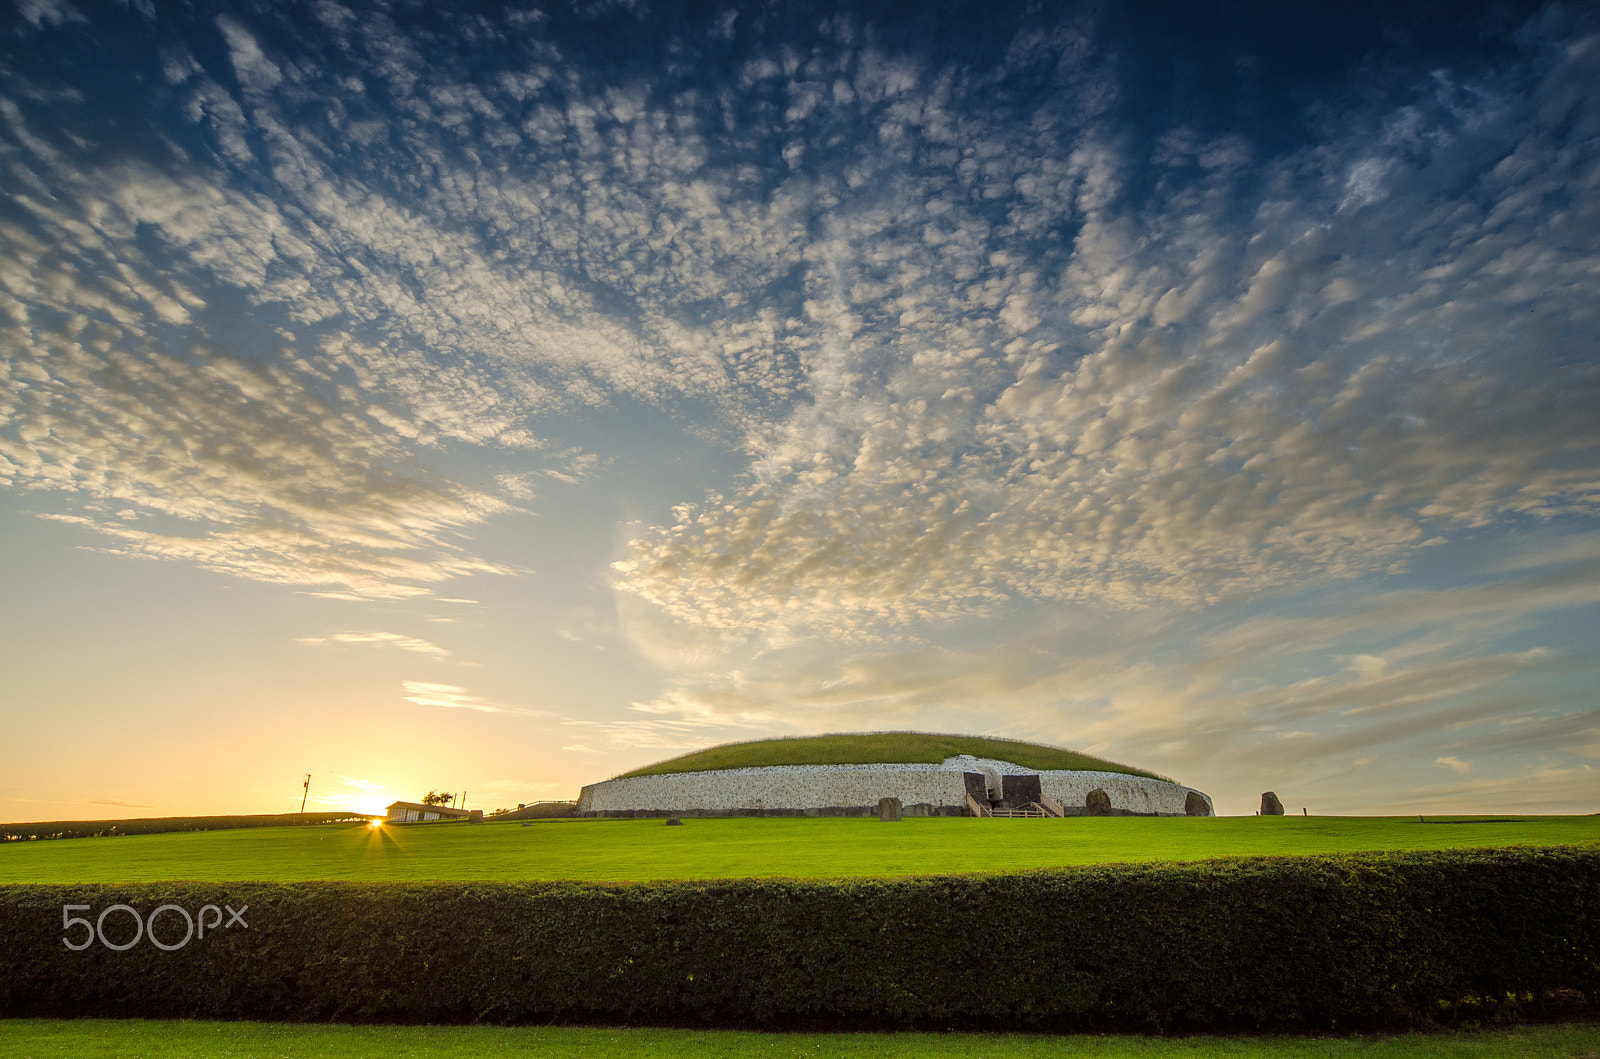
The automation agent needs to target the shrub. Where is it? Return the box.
[0,813,371,842]
[0,847,1593,1031]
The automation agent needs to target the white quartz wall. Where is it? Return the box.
[1038,771,1212,816]
[577,757,1212,816]
[577,763,969,813]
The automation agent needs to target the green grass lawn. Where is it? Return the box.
[1,814,1595,884]
[614,731,1164,779]
[3,1019,1598,1058]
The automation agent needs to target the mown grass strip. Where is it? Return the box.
[1,815,1595,885]
[3,1019,1599,1058]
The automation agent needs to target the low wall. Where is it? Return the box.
[578,764,970,816]
[1039,771,1213,816]
[577,760,1212,817]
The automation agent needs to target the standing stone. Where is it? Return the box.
[1084,789,1112,816]
[1260,792,1284,816]
[877,796,903,822]
[1002,774,1042,808]
[1184,791,1211,817]
[963,772,990,803]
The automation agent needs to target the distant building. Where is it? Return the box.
[384,801,483,824]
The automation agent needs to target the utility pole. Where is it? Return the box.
[300,773,311,813]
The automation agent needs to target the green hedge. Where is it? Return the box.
[1,813,372,842]
[1,848,1594,1031]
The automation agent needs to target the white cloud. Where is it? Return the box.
[298,631,450,656]
[400,681,502,713]
[13,0,84,30]
[400,680,543,717]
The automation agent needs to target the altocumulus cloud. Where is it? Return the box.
[615,16,1600,637]
[3,4,1593,612]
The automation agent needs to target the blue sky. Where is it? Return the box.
[1,0,1596,818]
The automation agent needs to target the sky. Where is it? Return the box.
[1,0,1596,820]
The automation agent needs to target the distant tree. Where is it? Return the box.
[421,790,455,806]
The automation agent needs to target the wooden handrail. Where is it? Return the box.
[965,792,991,818]
[1038,793,1065,818]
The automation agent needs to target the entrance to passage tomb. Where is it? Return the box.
[965,772,1062,818]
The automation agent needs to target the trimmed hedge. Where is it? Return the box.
[1,848,1594,1031]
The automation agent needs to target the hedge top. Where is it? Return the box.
[612,732,1167,781]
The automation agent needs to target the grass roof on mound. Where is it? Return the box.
[612,732,1170,782]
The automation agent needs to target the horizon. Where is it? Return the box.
[2,0,1597,822]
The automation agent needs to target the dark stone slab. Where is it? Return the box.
[1003,774,1041,807]
[1261,791,1285,815]
[877,796,903,821]
[963,772,989,801]
[1085,789,1113,816]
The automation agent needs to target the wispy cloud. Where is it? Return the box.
[400,681,502,713]
[401,680,541,717]
[298,631,450,656]
[614,547,1600,811]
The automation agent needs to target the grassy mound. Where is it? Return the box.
[614,732,1167,781]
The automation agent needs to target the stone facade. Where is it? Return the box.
[576,756,1214,818]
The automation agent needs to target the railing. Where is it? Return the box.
[1037,793,1065,818]
[990,803,1050,818]
[965,793,992,818]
